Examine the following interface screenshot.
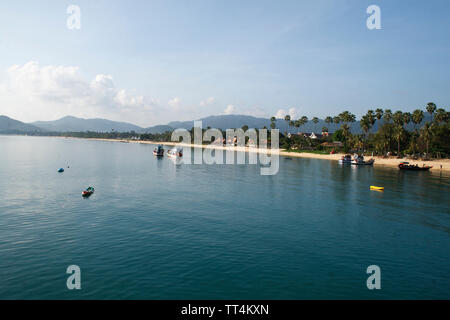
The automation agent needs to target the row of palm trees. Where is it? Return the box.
[273,102,448,156]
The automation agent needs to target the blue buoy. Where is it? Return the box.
[58,168,64,173]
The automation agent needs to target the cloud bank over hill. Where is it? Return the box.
[0,62,303,126]
[0,61,161,126]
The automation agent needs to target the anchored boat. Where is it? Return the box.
[82,186,95,198]
[398,162,432,171]
[351,154,374,166]
[153,145,165,157]
[339,154,352,164]
[167,147,183,158]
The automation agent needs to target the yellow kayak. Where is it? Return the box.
[370,186,384,191]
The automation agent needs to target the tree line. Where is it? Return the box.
[277,103,449,158]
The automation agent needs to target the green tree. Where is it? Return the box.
[383,109,393,123]
[420,122,434,156]
[312,117,319,132]
[426,102,437,121]
[333,116,341,125]
[284,115,291,134]
[360,115,371,150]
[434,108,448,124]
[270,116,276,130]
[412,109,424,131]
[375,108,384,121]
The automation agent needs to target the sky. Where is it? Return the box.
[0,0,449,127]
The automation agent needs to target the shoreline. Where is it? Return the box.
[75,137,450,173]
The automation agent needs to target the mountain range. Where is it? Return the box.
[0,114,432,135]
[0,116,44,133]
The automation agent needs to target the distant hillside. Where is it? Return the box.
[2,113,434,135]
[0,115,44,133]
[142,124,174,134]
[32,116,144,133]
[139,114,434,134]
[160,115,358,134]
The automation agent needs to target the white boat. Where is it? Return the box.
[167,147,183,158]
[351,154,374,166]
[153,145,164,157]
[339,154,352,164]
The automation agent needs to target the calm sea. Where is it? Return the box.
[0,135,448,299]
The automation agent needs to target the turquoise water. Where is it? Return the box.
[0,135,449,299]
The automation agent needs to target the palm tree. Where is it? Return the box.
[312,117,319,132]
[270,116,276,130]
[284,115,291,135]
[383,109,393,123]
[426,102,437,122]
[338,111,356,138]
[420,122,433,156]
[294,120,301,133]
[301,116,308,125]
[434,108,448,124]
[412,109,424,131]
[375,108,384,121]
[392,111,405,156]
[393,111,404,127]
[333,116,341,125]
[366,110,376,134]
[403,112,411,127]
[341,124,351,145]
[360,115,371,150]
[393,124,405,157]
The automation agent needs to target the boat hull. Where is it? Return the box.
[399,166,432,171]
[351,160,374,166]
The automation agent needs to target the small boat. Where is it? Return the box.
[339,154,352,164]
[351,154,374,166]
[370,186,384,191]
[153,145,165,157]
[82,186,95,198]
[398,162,432,171]
[167,147,183,158]
[58,168,65,173]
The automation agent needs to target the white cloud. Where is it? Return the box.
[275,107,298,119]
[0,61,160,126]
[199,96,215,106]
[223,105,235,115]
[168,97,181,109]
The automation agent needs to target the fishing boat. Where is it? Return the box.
[167,147,183,158]
[351,154,374,166]
[82,186,95,198]
[370,186,384,191]
[398,162,432,171]
[153,145,165,157]
[339,154,352,164]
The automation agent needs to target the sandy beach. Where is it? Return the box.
[81,137,450,173]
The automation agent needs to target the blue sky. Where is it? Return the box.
[0,0,449,126]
